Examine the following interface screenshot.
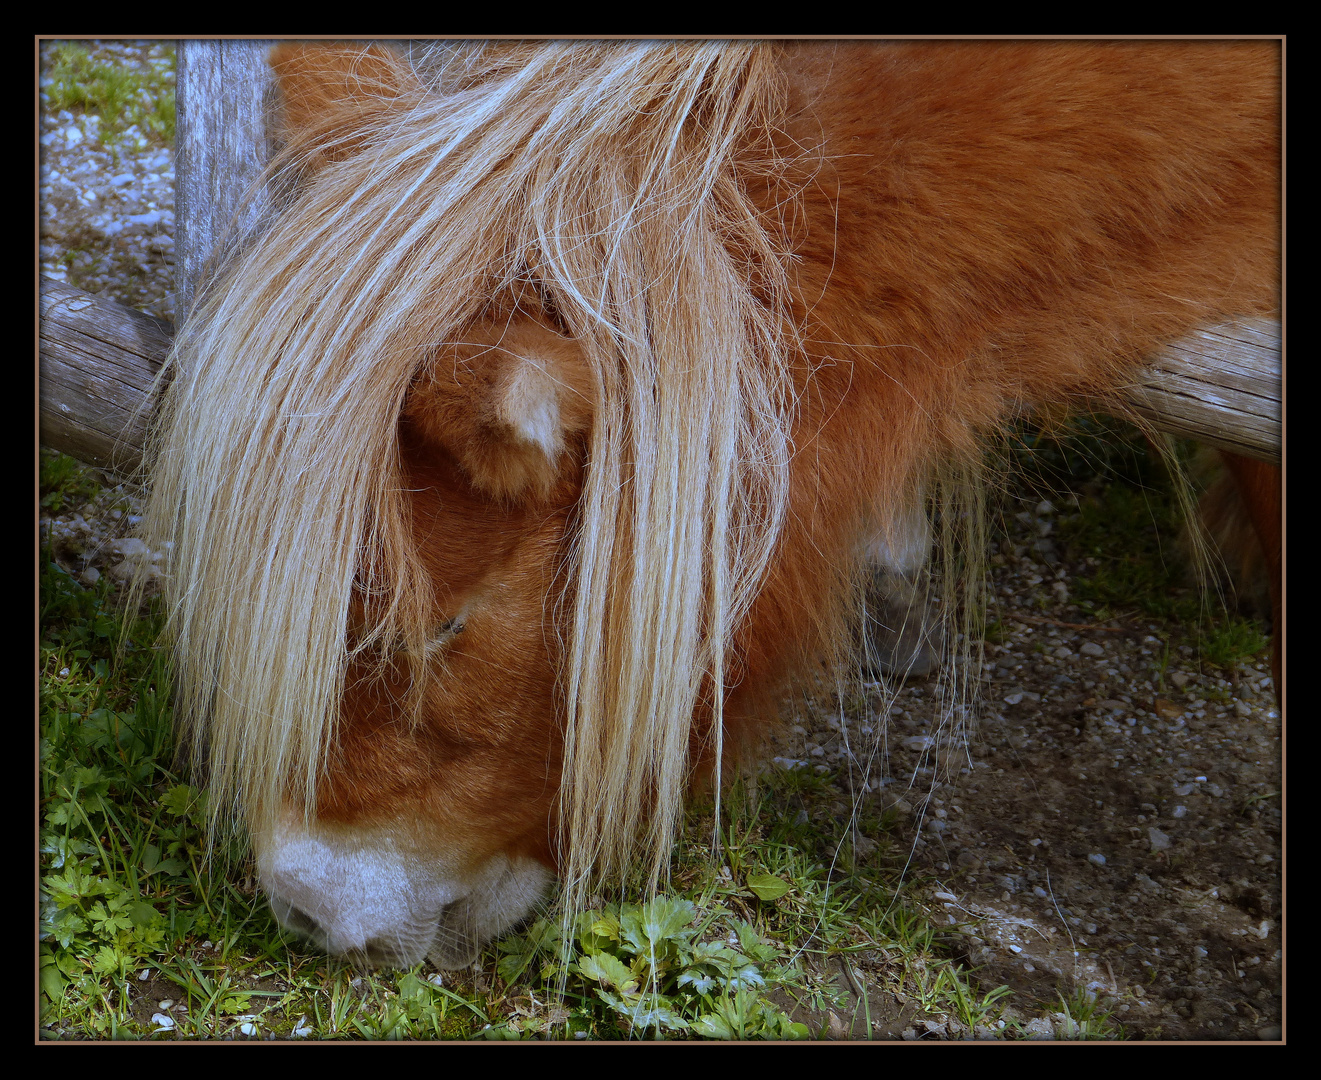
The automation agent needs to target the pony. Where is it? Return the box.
[141,40,1280,970]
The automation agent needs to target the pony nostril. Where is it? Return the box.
[429,898,481,970]
[273,902,408,968]
[277,902,321,937]
[357,937,411,969]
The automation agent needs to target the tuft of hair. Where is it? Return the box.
[1188,446,1276,622]
[139,42,797,913]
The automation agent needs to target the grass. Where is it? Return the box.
[43,413,1272,1038]
[40,41,176,149]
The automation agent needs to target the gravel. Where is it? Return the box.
[39,42,1283,1042]
[774,497,1282,1040]
[39,40,176,321]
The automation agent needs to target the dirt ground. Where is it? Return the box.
[776,491,1283,1041]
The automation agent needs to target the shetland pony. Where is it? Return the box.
[142,41,1279,969]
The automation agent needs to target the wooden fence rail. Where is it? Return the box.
[38,272,1282,480]
[39,278,170,478]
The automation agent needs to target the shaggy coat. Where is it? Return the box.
[142,41,1279,968]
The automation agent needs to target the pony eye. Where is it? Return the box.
[537,284,560,323]
[433,617,465,642]
[421,616,465,657]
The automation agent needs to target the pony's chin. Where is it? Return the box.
[255,811,553,970]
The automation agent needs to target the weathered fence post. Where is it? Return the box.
[1116,318,1282,463]
[38,281,173,476]
[38,41,277,478]
[174,40,277,326]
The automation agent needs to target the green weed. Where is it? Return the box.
[40,448,103,514]
[491,897,809,1039]
[1051,988,1124,1040]
[1197,617,1270,669]
[41,41,176,148]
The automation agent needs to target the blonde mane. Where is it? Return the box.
[143,42,798,904]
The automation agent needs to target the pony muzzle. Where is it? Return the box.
[255,810,554,970]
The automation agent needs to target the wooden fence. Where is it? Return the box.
[38,41,1283,480]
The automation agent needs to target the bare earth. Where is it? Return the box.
[775,495,1282,1041]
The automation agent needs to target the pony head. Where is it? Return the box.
[145,41,796,967]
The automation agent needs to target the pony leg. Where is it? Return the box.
[861,495,943,678]
[1218,451,1283,695]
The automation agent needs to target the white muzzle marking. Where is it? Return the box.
[257,812,552,969]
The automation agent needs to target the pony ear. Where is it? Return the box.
[268,43,413,168]
[403,316,596,502]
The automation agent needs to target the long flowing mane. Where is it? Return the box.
[144,44,1279,968]
[143,42,798,901]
